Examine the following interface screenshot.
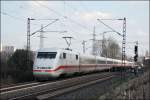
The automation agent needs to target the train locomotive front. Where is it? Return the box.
[33,48,63,79]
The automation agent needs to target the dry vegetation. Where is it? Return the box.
[99,69,150,100]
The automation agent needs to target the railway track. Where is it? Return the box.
[0,81,37,88]
[0,75,73,93]
[0,82,40,93]
[37,73,114,100]
[0,72,117,100]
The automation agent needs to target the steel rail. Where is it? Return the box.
[0,82,40,93]
[0,72,116,100]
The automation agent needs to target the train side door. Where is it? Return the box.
[75,54,79,72]
[62,52,67,65]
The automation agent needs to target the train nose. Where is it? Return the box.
[33,69,60,79]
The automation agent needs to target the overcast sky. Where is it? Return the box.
[1,1,149,57]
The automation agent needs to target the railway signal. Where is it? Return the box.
[134,44,138,62]
[134,54,138,62]
[134,45,138,54]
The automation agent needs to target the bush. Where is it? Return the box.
[7,49,34,82]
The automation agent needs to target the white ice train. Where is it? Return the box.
[33,48,135,80]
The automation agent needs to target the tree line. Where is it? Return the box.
[100,37,121,59]
[0,49,34,84]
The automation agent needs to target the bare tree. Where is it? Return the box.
[101,37,121,59]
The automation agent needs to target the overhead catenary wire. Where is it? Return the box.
[54,13,89,39]
[1,10,40,27]
[35,1,92,33]
[1,11,25,21]
[97,19,123,37]
[1,1,97,53]
[29,1,92,43]
[64,2,91,30]
[30,19,59,36]
[1,8,26,19]
[61,2,92,37]
[2,3,59,27]
[58,20,91,51]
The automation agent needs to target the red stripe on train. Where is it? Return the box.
[33,65,76,72]
[33,64,134,72]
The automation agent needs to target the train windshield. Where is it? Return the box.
[37,52,57,59]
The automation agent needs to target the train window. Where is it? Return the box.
[107,61,113,64]
[114,62,118,64]
[76,55,78,60]
[98,60,105,64]
[63,53,66,59]
[37,52,57,59]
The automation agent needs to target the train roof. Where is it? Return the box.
[37,48,133,63]
[37,48,59,52]
[37,48,78,54]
